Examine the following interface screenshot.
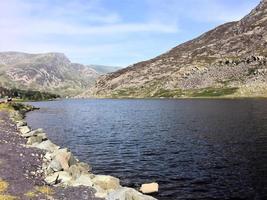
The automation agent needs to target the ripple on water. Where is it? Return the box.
[26,99,267,200]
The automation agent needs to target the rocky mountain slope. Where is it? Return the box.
[89,65,122,75]
[90,0,267,98]
[0,52,99,96]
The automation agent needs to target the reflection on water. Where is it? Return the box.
[26,99,267,199]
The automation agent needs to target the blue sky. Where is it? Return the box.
[0,0,260,67]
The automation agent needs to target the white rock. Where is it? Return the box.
[45,171,72,185]
[22,128,44,138]
[68,173,93,187]
[140,182,159,194]
[67,162,92,179]
[44,152,53,161]
[92,175,120,191]
[27,135,43,145]
[49,158,63,172]
[107,187,157,200]
[50,148,74,171]
[19,126,31,134]
[16,121,27,128]
[34,140,60,152]
[93,185,109,199]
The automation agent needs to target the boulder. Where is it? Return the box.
[16,121,27,128]
[107,187,157,200]
[49,149,77,171]
[44,152,53,161]
[93,185,108,199]
[92,175,120,191]
[45,171,72,185]
[19,126,30,134]
[68,173,93,187]
[49,158,63,172]
[26,135,43,145]
[36,133,47,140]
[140,183,159,194]
[22,128,44,138]
[68,153,78,166]
[34,140,60,152]
[52,151,70,171]
[67,162,92,179]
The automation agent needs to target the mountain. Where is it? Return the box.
[89,65,122,74]
[0,52,99,96]
[90,0,267,98]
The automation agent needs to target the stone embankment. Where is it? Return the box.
[5,103,157,200]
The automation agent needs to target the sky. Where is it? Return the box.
[0,0,261,67]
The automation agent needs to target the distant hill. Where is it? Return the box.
[89,65,122,74]
[0,52,100,96]
[89,0,267,98]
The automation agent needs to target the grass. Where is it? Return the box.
[0,104,13,112]
[0,194,17,200]
[189,87,238,97]
[0,180,8,193]
[25,186,54,198]
[0,180,17,200]
[152,89,184,98]
[110,86,239,99]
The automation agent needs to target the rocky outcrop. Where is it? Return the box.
[89,0,267,98]
[10,104,157,200]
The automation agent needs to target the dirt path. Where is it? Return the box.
[0,110,103,200]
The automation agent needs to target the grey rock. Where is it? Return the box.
[45,171,72,185]
[22,128,44,138]
[19,126,30,134]
[67,162,92,179]
[92,175,120,191]
[107,187,157,200]
[27,135,43,145]
[67,173,93,187]
[34,140,60,152]
[49,158,63,172]
[16,121,27,127]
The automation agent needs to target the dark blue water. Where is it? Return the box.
[26,99,267,200]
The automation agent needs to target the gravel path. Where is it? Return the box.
[0,110,104,200]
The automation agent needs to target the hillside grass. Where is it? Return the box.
[110,87,239,99]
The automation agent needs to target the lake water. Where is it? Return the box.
[26,99,267,200]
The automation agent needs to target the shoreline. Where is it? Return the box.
[76,96,267,101]
[2,102,157,200]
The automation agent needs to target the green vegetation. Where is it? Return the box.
[0,179,17,200]
[189,87,238,97]
[0,87,60,101]
[25,186,55,198]
[0,103,36,118]
[110,86,239,98]
[152,89,184,98]
[0,103,13,112]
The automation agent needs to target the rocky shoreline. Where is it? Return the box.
[2,103,157,200]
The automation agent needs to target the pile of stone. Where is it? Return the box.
[13,114,157,200]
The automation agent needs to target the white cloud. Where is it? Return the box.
[145,0,259,23]
[0,0,260,66]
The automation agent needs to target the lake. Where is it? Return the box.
[26,99,267,200]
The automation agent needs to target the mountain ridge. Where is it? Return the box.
[0,52,100,96]
[88,0,267,98]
